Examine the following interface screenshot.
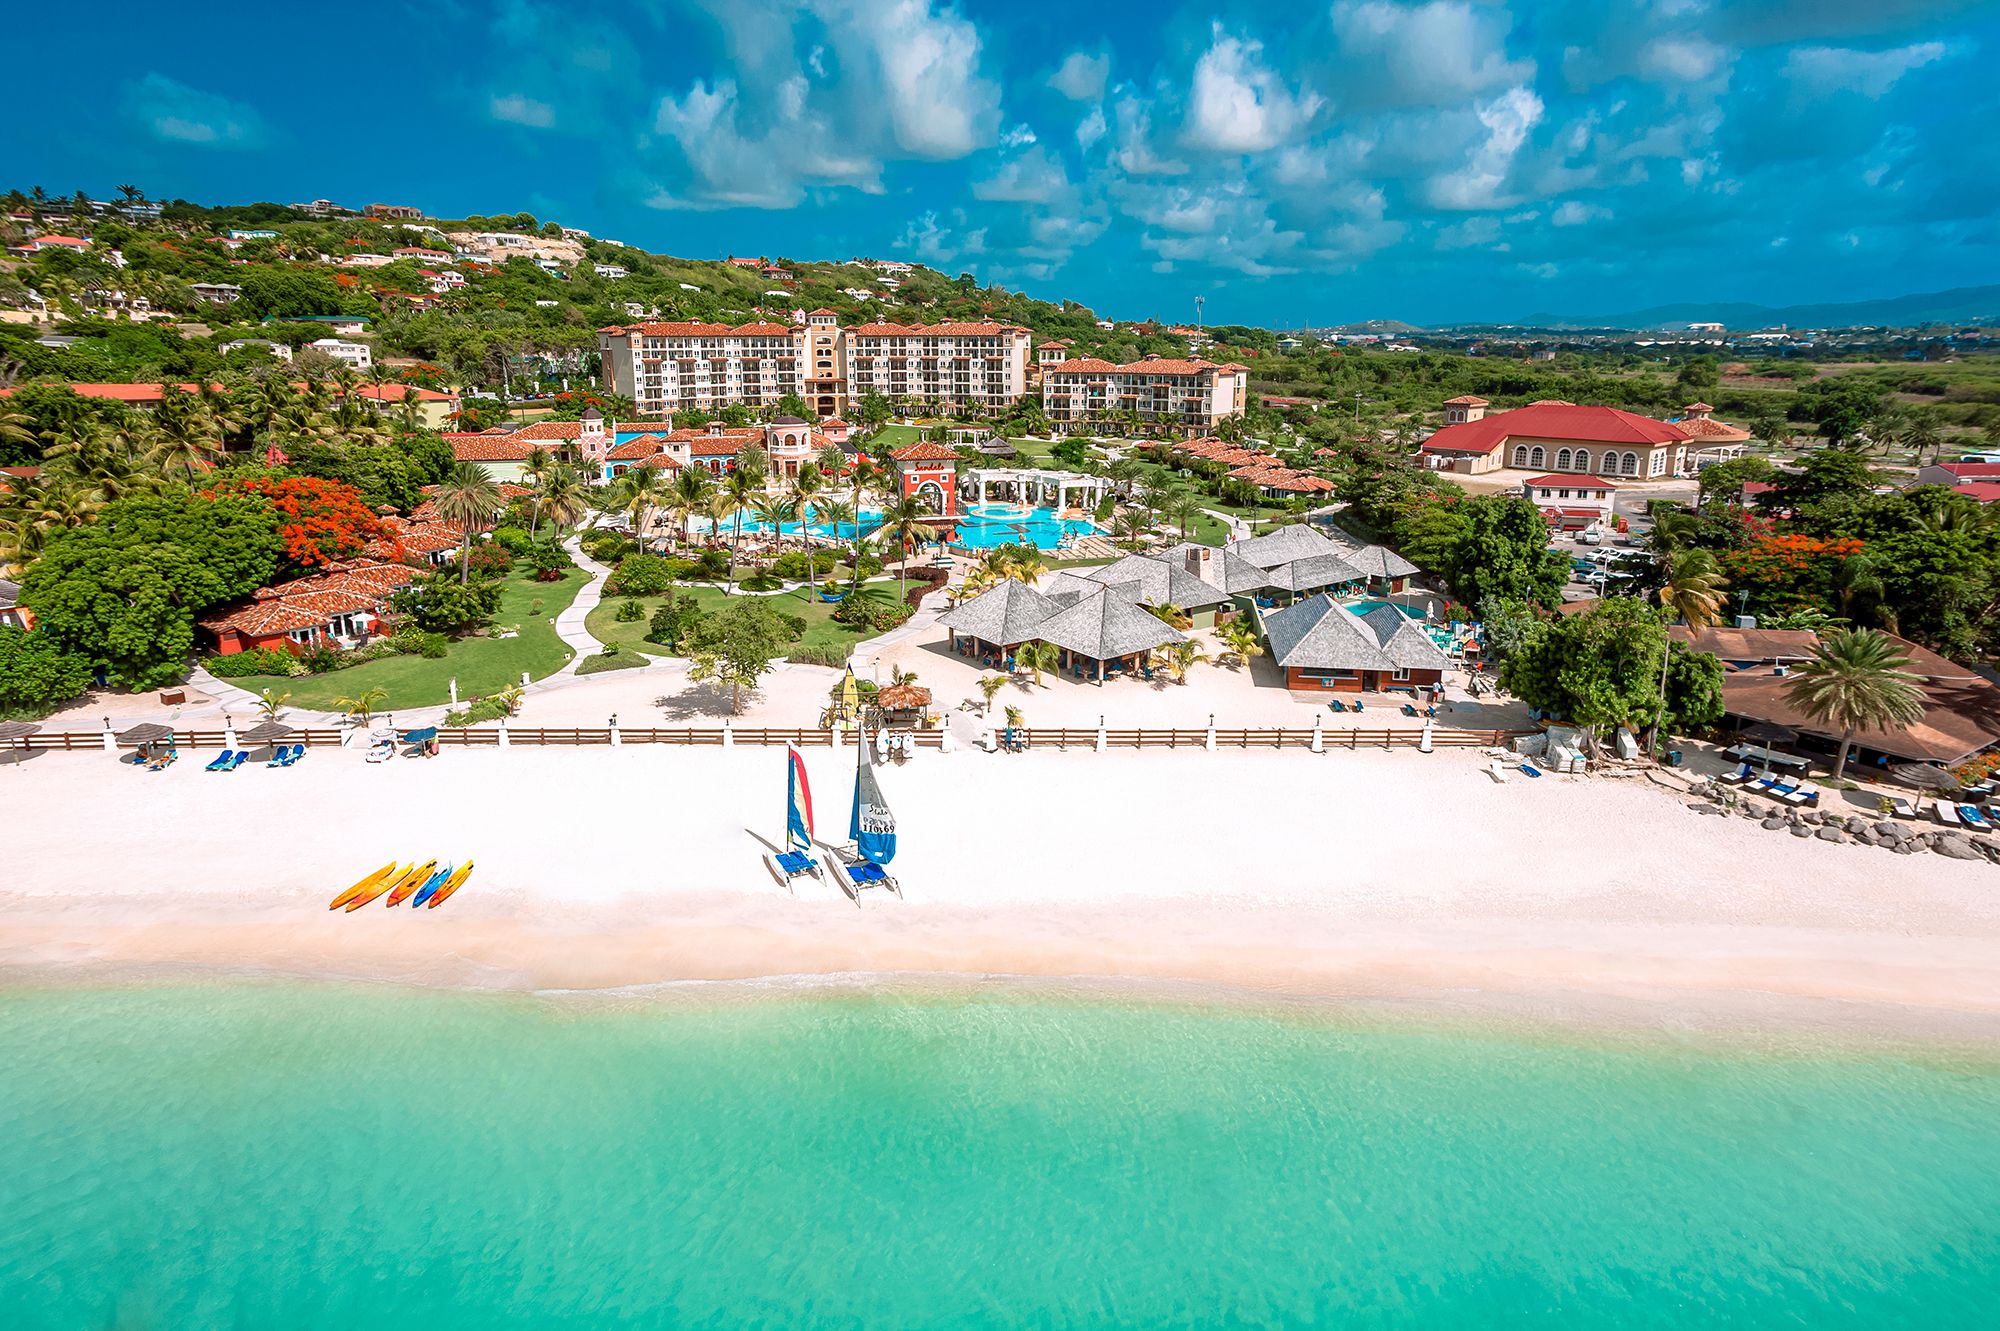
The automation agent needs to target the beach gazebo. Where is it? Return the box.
[872,683,934,727]
[1033,587,1187,684]
[114,722,177,766]
[0,720,40,766]
[936,580,1058,668]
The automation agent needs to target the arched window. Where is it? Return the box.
[1573,450,1591,475]
[1530,446,1545,468]
[1512,445,1529,467]
[1621,451,1639,476]
[1556,448,1573,472]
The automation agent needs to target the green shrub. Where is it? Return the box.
[856,554,886,578]
[786,643,848,667]
[615,598,644,622]
[740,574,784,592]
[492,526,533,555]
[389,627,448,658]
[205,646,298,678]
[581,531,636,563]
[461,542,513,577]
[576,650,648,676]
[608,553,672,597]
[771,550,838,579]
[299,645,342,674]
[527,543,572,581]
[644,590,705,651]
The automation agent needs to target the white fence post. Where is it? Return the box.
[1310,713,1324,754]
[722,721,734,749]
[1419,718,1434,754]
[497,720,511,749]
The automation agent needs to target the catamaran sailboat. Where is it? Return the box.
[762,744,825,891]
[824,722,902,901]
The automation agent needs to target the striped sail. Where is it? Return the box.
[850,726,897,866]
[785,745,814,851]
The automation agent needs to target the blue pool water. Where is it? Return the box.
[952,502,1098,551]
[703,507,884,542]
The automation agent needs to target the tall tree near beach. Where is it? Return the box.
[608,466,662,546]
[789,462,827,575]
[1781,628,1928,780]
[1015,640,1059,687]
[669,465,716,550]
[519,449,555,539]
[720,467,763,591]
[432,463,501,585]
[537,465,590,539]
[876,494,938,601]
[1650,549,1728,751]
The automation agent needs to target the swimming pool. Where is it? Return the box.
[952,503,1099,551]
[700,508,884,542]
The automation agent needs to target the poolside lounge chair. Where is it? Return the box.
[1782,787,1819,809]
[1935,802,1963,828]
[1959,804,1992,832]
[1886,797,1917,819]
[1715,762,1754,786]
[1401,703,1418,717]
[145,748,178,772]
[1351,699,1365,712]
[1328,699,1345,713]
[205,750,240,772]
[269,743,304,767]
[1485,758,1511,784]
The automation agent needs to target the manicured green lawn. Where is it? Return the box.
[870,424,925,449]
[226,568,586,711]
[1189,513,1233,546]
[585,581,901,659]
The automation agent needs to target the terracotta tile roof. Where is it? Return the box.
[1443,395,1489,406]
[200,560,416,637]
[510,420,587,441]
[1522,474,1620,488]
[617,320,804,338]
[891,441,961,462]
[1042,357,1123,375]
[450,435,543,461]
[688,437,745,457]
[1420,402,1690,457]
[606,436,671,460]
[639,454,683,470]
[1677,416,1752,440]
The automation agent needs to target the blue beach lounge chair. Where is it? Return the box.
[1329,699,1346,713]
[205,750,240,772]
[1401,703,1418,717]
[1518,761,1544,778]
[1351,699,1365,712]
[1959,804,1992,832]
[1716,762,1754,786]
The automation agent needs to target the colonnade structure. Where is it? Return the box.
[962,468,1111,515]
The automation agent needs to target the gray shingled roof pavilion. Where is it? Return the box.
[1035,589,1187,661]
[936,579,1056,645]
[1263,595,1449,672]
[1082,553,1231,609]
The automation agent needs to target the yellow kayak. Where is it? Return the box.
[350,859,433,912]
[425,861,475,909]
[331,863,398,912]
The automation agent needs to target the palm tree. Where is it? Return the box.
[876,494,939,600]
[1782,628,1928,781]
[608,466,662,546]
[720,468,763,592]
[1159,640,1208,684]
[1164,490,1204,541]
[335,687,390,726]
[1651,549,1727,750]
[1015,640,1060,687]
[432,462,502,584]
[519,449,556,538]
[790,462,827,576]
[669,465,716,550]
[255,689,291,722]
[1217,617,1264,668]
[1112,507,1151,551]
[977,674,1007,715]
[538,465,590,539]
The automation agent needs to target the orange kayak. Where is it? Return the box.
[387,862,445,908]
[331,863,398,911]
[349,859,433,912]
[425,861,475,909]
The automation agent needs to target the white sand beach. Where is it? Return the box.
[5,740,1999,1039]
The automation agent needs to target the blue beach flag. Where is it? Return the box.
[785,744,814,851]
[850,725,898,866]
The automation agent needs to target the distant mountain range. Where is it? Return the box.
[1482,284,2000,332]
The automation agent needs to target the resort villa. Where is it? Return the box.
[938,521,1427,686]
[200,559,417,656]
[1039,352,1251,437]
[1418,397,1745,480]
[1521,474,1620,531]
[1671,624,2000,768]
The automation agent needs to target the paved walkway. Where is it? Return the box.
[1203,508,1251,541]
[549,536,613,678]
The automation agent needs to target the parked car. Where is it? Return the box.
[1578,531,1603,545]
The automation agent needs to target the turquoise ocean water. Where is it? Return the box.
[2,984,1998,1329]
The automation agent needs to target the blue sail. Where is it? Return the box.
[851,727,897,866]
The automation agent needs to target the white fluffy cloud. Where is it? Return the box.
[647,0,1001,209]
[1331,1,1535,103]
[490,93,556,129]
[1181,26,1322,154]
[1552,200,1612,225]
[124,75,265,149]
[1048,50,1111,102]
[1427,86,1544,208]
[1783,41,1950,97]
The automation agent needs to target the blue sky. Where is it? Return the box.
[7,0,1997,325]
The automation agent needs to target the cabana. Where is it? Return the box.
[872,683,934,727]
[1034,587,1187,684]
[1262,594,1449,693]
[115,722,178,768]
[936,580,1057,668]
[1081,553,1232,625]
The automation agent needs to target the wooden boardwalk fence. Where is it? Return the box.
[18,726,1521,754]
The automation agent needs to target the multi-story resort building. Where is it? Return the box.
[596,320,808,417]
[1039,350,1250,437]
[598,317,1030,420]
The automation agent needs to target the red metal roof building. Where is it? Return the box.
[1419,398,1693,478]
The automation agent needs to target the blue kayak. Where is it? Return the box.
[410,864,454,908]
